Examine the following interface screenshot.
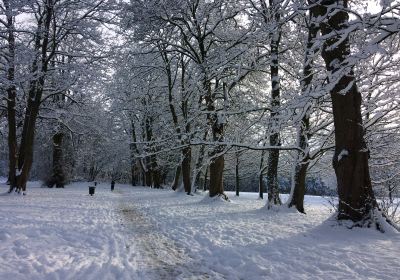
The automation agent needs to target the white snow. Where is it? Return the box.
[0,180,399,280]
[338,149,349,161]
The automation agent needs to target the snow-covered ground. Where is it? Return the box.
[0,179,399,280]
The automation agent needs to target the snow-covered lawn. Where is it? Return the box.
[0,179,399,280]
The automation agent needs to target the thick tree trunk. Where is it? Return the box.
[208,122,225,197]
[15,0,54,193]
[17,89,42,192]
[266,145,281,207]
[319,1,378,222]
[204,78,225,198]
[289,161,309,214]
[266,0,282,208]
[209,154,224,197]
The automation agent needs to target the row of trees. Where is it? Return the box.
[1,0,399,230]
[0,0,118,190]
[112,0,400,229]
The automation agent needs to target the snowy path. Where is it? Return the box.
[0,180,399,280]
[116,190,210,279]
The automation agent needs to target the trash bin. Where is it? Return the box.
[89,186,96,196]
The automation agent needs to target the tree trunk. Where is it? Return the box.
[16,0,54,193]
[259,150,266,199]
[48,132,65,188]
[129,134,136,186]
[204,78,225,198]
[289,162,309,214]
[131,163,136,186]
[141,169,146,186]
[203,167,208,191]
[266,146,281,207]
[172,165,181,190]
[144,161,152,187]
[266,0,282,208]
[152,168,161,188]
[235,151,240,197]
[4,0,17,192]
[288,4,322,213]
[319,0,378,222]
[144,115,161,188]
[162,49,192,193]
[208,121,225,197]
[181,81,192,194]
[181,146,191,194]
[259,173,265,199]
[193,130,208,188]
[209,154,224,197]
[130,119,144,186]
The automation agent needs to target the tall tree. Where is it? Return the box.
[317,0,395,228]
[2,0,17,191]
[288,2,324,213]
[266,0,283,208]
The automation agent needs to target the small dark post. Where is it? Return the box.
[94,181,97,186]
[89,186,96,196]
[111,180,115,191]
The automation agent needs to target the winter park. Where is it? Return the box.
[1,0,400,279]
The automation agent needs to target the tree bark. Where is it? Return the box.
[193,130,208,189]
[48,133,65,188]
[130,118,146,186]
[51,132,65,188]
[288,4,322,213]
[259,150,266,199]
[289,162,309,213]
[16,0,54,193]
[209,154,224,197]
[162,49,192,193]
[205,79,225,198]
[266,0,282,208]
[144,159,152,187]
[319,0,378,222]
[172,165,181,190]
[144,115,161,188]
[235,150,240,197]
[4,0,17,192]
[203,167,208,191]
[182,146,191,193]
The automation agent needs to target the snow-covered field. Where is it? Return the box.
[1,179,399,280]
